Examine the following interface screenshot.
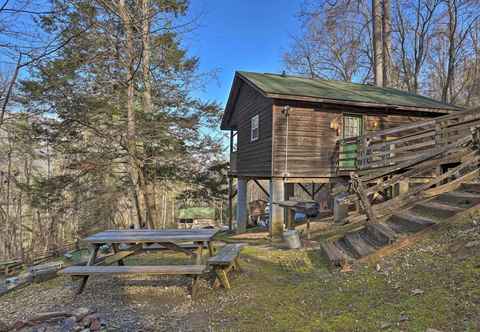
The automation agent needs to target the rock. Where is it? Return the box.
[73,307,93,322]
[380,321,391,329]
[89,317,102,331]
[411,288,424,295]
[426,329,443,332]
[62,317,77,331]
[399,313,409,322]
[465,241,480,248]
[0,320,9,332]
[32,325,47,332]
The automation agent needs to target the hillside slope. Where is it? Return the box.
[1,210,479,331]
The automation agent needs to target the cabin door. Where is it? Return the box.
[339,114,363,169]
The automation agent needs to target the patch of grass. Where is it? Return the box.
[207,210,480,331]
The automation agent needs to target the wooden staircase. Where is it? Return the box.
[323,183,480,265]
[324,108,480,266]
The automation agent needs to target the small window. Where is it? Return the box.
[251,114,259,142]
[343,115,363,139]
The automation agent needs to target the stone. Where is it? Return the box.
[399,313,409,322]
[62,317,76,331]
[0,319,9,332]
[73,308,92,322]
[426,329,443,332]
[380,322,392,329]
[411,288,424,295]
[465,241,480,248]
[89,317,102,331]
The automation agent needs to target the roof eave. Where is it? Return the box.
[266,93,462,114]
[220,72,269,130]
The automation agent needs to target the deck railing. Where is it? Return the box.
[339,107,480,224]
[337,108,480,172]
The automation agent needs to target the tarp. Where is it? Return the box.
[177,207,215,220]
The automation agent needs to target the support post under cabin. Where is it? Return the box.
[284,183,295,230]
[236,177,248,233]
[269,178,285,240]
[227,176,233,231]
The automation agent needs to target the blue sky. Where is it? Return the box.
[185,0,303,106]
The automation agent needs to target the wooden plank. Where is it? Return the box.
[361,135,472,182]
[416,200,465,213]
[253,179,270,197]
[358,139,436,162]
[99,244,142,266]
[355,150,470,200]
[422,169,480,197]
[373,154,480,216]
[350,173,378,223]
[62,265,207,275]
[84,229,219,244]
[321,242,351,266]
[344,232,377,258]
[357,108,479,140]
[208,244,244,265]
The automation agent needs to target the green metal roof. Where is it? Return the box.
[237,71,461,111]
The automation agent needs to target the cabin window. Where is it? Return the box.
[343,115,363,139]
[251,114,259,141]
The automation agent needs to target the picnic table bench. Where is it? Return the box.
[208,243,244,289]
[62,229,219,297]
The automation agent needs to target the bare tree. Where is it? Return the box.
[372,0,384,86]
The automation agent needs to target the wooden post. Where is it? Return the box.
[350,173,378,224]
[227,176,233,232]
[284,183,295,230]
[398,180,409,195]
[269,178,284,240]
[236,177,248,233]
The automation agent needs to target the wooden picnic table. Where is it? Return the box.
[66,228,219,295]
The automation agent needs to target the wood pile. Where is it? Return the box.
[0,307,105,332]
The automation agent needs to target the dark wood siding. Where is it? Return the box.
[272,104,339,178]
[272,100,439,178]
[232,82,273,177]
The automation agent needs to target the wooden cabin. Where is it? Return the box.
[220,71,462,237]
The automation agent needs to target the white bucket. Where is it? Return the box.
[283,230,302,249]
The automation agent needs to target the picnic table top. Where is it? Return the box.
[84,228,220,244]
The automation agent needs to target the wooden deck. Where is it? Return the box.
[336,108,480,174]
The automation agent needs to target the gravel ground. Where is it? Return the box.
[0,251,241,332]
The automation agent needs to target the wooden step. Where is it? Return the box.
[62,265,207,276]
[321,242,352,266]
[343,232,377,258]
[459,183,480,194]
[365,223,397,246]
[386,212,435,234]
[416,200,465,213]
[445,190,480,199]
[411,201,464,220]
[434,190,480,209]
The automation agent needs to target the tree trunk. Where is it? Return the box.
[382,0,392,87]
[118,0,145,229]
[141,0,158,229]
[372,0,384,86]
[442,0,457,103]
